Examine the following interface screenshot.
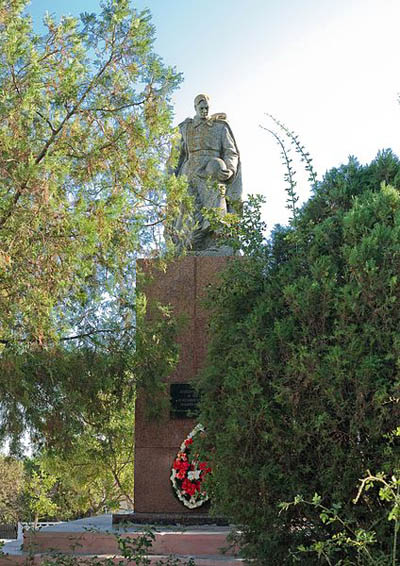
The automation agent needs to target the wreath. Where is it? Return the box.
[170,424,211,509]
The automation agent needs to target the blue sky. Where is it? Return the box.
[27,0,400,230]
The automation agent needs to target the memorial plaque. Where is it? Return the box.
[170,383,200,419]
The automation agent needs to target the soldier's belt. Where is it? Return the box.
[189,149,220,155]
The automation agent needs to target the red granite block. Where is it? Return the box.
[134,257,229,514]
[135,392,197,449]
[134,447,205,514]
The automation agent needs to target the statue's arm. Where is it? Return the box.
[174,119,190,176]
[218,121,242,213]
[220,123,239,177]
[174,137,186,176]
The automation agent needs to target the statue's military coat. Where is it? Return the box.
[176,114,242,213]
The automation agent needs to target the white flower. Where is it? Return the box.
[187,470,201,481]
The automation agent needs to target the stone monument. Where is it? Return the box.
[117,95,243,524]
[172,93,242,255]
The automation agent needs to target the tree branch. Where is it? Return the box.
[60,328,119,341]
[110,465,134,507]
[85,100,146,113]
[143,216,166,228]
[33,51,114,166]
[0,49,116,230]
[35,111,56,134]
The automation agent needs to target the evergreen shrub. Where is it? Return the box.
[198,150,400,564]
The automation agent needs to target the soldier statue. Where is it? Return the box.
[173,93,242,255]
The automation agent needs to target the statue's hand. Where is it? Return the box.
[217,168,233,182]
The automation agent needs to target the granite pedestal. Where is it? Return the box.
[129,256,227,521]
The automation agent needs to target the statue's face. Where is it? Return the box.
[195,99,209,119]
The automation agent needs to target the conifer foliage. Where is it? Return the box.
[198,150,400,564]
[0,1,182,449]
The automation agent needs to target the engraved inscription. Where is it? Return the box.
[170,383,200,419]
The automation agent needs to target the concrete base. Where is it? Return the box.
[0,555,246,565]
[7,514,245,566]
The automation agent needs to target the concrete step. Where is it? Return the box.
[24,528,235,557]
[0,553,247,565]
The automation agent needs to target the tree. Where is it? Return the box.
[198,150,400,564]
[0,455,25,524]
[0,0,184,450]
[23,466,58,528]
[37,401,135,519]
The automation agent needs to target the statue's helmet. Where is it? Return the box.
[205,158,227,180]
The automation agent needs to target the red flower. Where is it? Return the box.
[199,461,212,475]
[176,469,186,480]
[173,459,189,471]
[182,478,197,497]
[184,437,193,446]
